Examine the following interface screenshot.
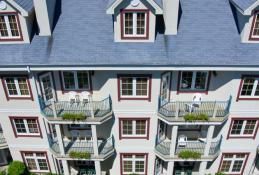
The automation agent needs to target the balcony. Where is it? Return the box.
[158,97,231,125]
[39,96,112,124]
[50,137,114,160]
[0,132,8,149]
[155,136,222,161]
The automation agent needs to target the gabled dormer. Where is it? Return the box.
[230,0,259,43]
[107,0,163,42]
[0,0,34,44]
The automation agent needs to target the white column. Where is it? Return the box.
[91,125,99,156]
[167,161,174,175]
[55,124,65,155]
[199,161,207,175]
[62,160,69,175]
[30,72,41,112]
[170,126,178,155]
[95,161,101,175]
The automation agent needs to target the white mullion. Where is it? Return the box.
[133,78,137,96]
[24,119,30,134]
[4,16,12,37]
[229,156,235,173]
[241,120,246,135]
[133,13,137,35]
[133,155,136,173]
[34,154,41,171]
[251,79,257,96]
[191,71,197,89]
[14,78,21,96]
[144,13,147,35]
[133,121,136,135]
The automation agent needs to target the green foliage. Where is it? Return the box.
[0,171,6,175]
[62,113,86,121]
[178,150,201,159]
[69,151,91,159]
[183,113,209,121]
[8,161,27,175]
[215,173,226,175]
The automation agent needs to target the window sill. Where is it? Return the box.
[120,136,148,140]
[6,96,33,101]
[119,97,151,101]
[236,97,259,101]
[15,134,42,138]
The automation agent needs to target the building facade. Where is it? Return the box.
[0,0,259,175]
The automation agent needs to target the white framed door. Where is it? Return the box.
[157,120,167,143]
[160,72,171,105]
[39,72,55,101]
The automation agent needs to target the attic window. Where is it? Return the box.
[249,12,259,40]
[0,14,22,41]
[121,10,149,39]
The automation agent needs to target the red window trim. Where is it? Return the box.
[9,116,43,138]
[218,152,249,175]
[249,10,259,41]
[176,71,211,95]
[20,151,51,173]
[1,75,34,101]
[120,153,148,175]
[119,118,150,140]
[117,74,152,101]
[120,9,149,40]
[59,71,93,94]
[227,117,259,139]
[236,74,259,101]
[0,12,23,42]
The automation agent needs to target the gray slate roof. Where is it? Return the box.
[231,0,257,12]
[14,0,34,12]
[0,0,259,67]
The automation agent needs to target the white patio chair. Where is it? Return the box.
[82,130,92,141]
[69,91,77,105]
[178,135,187,147]
[81,91,90,105]
[185,93,202,113]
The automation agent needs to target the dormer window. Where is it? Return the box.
[250,12,259,40]
[121,10,149,39]
[0,14,22,41]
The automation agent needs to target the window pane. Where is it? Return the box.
[123,160,132,172]
[255,82,259,96]
[8,15,19,37]
[244,120,256,135]
[136,78,148,96]
[121,78,133,96]
[136,120,146,135]
[231,120,243,135]
[27,119,39,133]
[181,72,193,89]
[135,161,145,173]
[195,72,207,90]
[14,119,26,133]
[137,13,145,35]
[122,120,133,135]
[125,13,133,35]
[232,160,243,172]
[253,14,259,36]
[77,71,89,89]
[41,75,53,100]
[26,158,37,170]
[38,159,48,170]
[18,77,29,95]
[5,78,18,95]
[220,160,231,172]
[0,16,8,37]
[241,78,255,96]
[63,72,75,89]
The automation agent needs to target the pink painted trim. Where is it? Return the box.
[120,153,148,175]
[249,11,259,41]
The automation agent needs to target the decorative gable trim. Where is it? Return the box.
[5,0,33,17]
[230,0,259,15]
[106,0,162,14]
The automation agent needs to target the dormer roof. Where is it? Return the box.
[106,0,163,14]
[4,0,34,16]
[230,0,259,15]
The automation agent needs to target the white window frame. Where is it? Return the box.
[13,118,40,136]
[230,119,258,137]
[4,77,30,97]
[0,14,20,39]
[179,71,209,91]
[251,13,259,39]
[121,120,148,137]
[23,152,49,173]
[120,77,149,98]
[123,12,147,37]
[239,77,259,98]
[61,71,90,90]
[122,154,146,174]
[220,154,247,174]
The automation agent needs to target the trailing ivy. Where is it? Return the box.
[183,113,209,121]
[69,151,91,159]
[178,150,201,159]
[62,113,86,121]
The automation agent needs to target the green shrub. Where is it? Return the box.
[183,113,209,121]
[69,151,91,159]
[215,173,226,175]
[8,161,27,175]
[62,113,86,121]
[178,150,201,159]
[0,171,6,175]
